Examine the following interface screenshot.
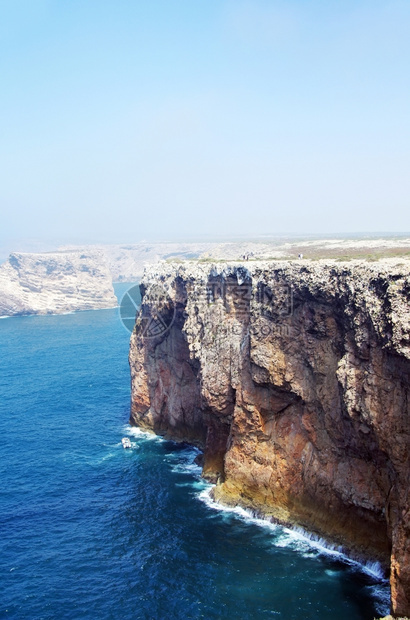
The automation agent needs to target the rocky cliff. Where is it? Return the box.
[129,259,410,617]
[0,251,117,316]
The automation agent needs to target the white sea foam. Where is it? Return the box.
[367,583,391,617]
[164,446,202,476]
[169,461,202,476]
[175,480,209,490]
[198,487,280,534]
[123,425,164,442]
[197,487,389,584]
[120,425,390,613]
[325,569,339,577]
[94,452,116,464]
[361,560,388,581]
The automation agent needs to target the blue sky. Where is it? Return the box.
[1,0,409,245]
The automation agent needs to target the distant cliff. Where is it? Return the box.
[129,259,410,617]
[59,237,410,282]
[0,251,117,316]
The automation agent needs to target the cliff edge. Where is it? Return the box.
[129,259,410,617]
[0,251,117,316]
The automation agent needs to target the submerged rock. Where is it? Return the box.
[0,250,117,316]
[129,259,410,617]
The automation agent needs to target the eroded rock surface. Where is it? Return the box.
[129,259,410,617]
[0,251,117,316]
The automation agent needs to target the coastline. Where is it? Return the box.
[0,304,120,320]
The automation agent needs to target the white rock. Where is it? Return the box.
[0,251,117,316]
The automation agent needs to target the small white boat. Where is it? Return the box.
[121,437,132,449]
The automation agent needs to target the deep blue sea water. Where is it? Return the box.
[0,285,390,619]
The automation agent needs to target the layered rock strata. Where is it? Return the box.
[0,251,117,316]
[129,260,410,617]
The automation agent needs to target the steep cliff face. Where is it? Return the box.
[0,251,117,316]
[129,260,410,617]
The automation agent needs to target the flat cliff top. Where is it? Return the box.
[141,256,410,286]
[0,251,117,316]
[140,257,410,360]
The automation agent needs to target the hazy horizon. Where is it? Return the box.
[2,230,410,259]
[1,1,409,246]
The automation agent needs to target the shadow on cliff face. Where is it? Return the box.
[129,263,410,617]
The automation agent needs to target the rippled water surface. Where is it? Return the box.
[0,288,389,619]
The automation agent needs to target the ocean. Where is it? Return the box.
[0,284,390,619]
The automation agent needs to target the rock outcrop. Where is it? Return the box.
[0,251,117,316]
[129,259,410,617]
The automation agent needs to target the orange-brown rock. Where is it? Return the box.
[129,260,410,617]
